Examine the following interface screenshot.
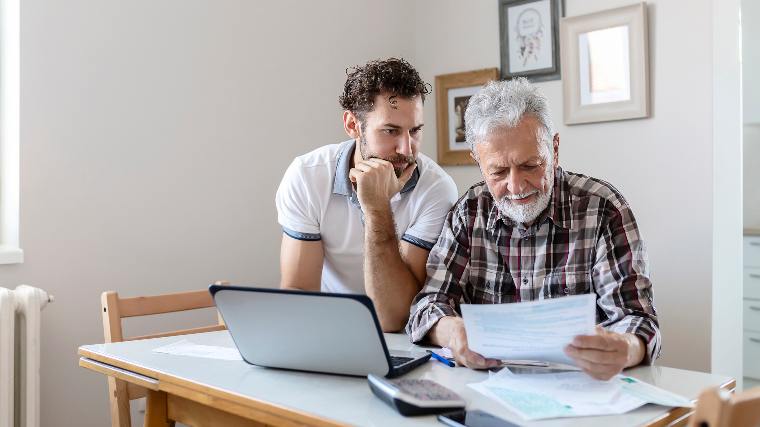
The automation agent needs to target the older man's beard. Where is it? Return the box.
[358,134,415,178]
[494,165,555,225]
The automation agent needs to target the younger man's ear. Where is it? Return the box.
[343,111,361,139]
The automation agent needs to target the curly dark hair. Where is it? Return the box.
[339,58,430,120]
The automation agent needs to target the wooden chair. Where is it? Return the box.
[101,284,228,427]
[688,385,760,427]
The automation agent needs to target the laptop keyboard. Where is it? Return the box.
[390,355,414,367]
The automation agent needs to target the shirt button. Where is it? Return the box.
[522,278,528,284]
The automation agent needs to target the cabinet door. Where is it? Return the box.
[745,236,760,268]
[745,300,760,333]
[745,331,760,379]
[747,268,760,300]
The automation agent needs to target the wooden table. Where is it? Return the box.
[79,331,734,427]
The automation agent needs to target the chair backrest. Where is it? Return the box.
[688,386,760,427]
[100,285,228,427]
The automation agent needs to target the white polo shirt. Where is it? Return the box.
[275,139,459,294]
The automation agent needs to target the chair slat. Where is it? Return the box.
[126,324,227,342]
[119,290,214,318]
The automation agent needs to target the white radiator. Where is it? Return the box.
[0,286,53,427]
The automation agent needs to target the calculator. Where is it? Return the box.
[367,374,466,416]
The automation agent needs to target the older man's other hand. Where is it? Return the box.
[438,317,501,370]
[564,326,645,380]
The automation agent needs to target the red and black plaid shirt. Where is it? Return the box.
[406,167,661,363]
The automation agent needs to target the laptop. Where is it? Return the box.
[209,285,431,378]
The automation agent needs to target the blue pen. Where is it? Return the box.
[428,350,455,367]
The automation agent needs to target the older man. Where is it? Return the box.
[406,78,660,380]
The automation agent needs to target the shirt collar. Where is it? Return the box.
[485,194,501,231]
[332,140,355,197]
[545,166,572,230]
[485,166,572,231]
[332,139,420,197]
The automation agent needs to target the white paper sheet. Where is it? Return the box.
[438,347,454,359]
[152,339,243,361]
[461,294,597,365]
[469,368,693,421]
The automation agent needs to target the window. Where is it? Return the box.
[0,0,22,264]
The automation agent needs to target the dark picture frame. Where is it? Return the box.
[499,0,564,82]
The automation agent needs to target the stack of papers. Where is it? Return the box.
[461,294,692,420]
[469,368,693,420]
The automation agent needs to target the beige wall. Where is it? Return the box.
[3,1,413,426]
[0,0,742,425]
[413,0,715,372]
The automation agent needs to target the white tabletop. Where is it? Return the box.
[79,331,732,427]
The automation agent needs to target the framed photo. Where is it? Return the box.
[499,0,564,82]
[560,3,650,125]
[435,68,500,166]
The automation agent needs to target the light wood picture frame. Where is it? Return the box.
[435,68,500,166]
[560,3,650,125]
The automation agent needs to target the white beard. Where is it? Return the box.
[494,166,555,225]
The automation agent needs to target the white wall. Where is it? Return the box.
[711,0,743,385]
[413,0,717,372]
[744,0,760,228]
[1,1,414,426]
[743,0,760,124]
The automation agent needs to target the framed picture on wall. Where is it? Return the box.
[499,0,564,82]
[435,68,499,166]
[560,3,650,124]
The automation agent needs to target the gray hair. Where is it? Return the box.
[464,78,554,161]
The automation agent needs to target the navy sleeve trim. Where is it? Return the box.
[282,227,322,241]
[401,234,435,250]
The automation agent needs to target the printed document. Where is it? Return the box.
[461,294,596,365]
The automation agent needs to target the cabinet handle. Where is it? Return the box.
[750,274,760,279]
[751,242,760,247]
[751,338,760,344]
[751,306,760,311]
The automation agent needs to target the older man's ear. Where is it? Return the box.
[470,152,485,179]
[553,133,560,166]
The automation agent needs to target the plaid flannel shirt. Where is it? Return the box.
[406,167,661,363]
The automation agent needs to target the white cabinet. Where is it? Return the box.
[745,235,760,379]
[746,268,760,300]
[745,236,760,268]
[744,299,760,332]
[745,331,760,379]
